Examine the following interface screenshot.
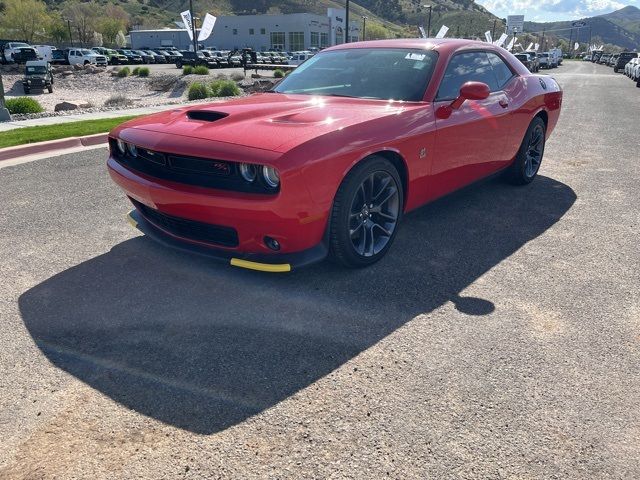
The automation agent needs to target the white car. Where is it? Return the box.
[288,52,314,66]
[633,61,640,81]
[625,58,639,78]
[67,49,107,67]
[3,42,31,62]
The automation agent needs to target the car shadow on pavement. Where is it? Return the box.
[19,175,576,434]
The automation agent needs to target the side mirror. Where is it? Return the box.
[436,81,491,119]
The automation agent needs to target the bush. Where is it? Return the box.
[209,79,241,97]
[5,97,44,114]
[137,67,150,77]
[117,66,130,78]
[273,69,285,78]
[193,65,209,75]
[188,82,209,100]
[131,67,140,76]
[182,65,194,75]
[103,94,132,107]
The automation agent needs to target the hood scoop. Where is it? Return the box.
[186,110,229,122]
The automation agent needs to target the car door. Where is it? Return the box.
[430,50,515,194]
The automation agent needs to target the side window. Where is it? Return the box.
[436,51,499,100]
[486,52,514,89]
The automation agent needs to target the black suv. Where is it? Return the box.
[117,49,144,64]
[614,51,638,73]
[176,51,216,68]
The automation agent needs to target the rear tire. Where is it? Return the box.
[506,116,546,185]
[329,157,403,268]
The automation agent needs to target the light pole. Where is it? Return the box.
[492,19,497,41]
[362,16,367,41]
[64,18,74,47]
[345,0,350,43]
[423,5,433,37]
[189,0,198,52]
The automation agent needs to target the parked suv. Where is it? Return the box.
[614,52,638,73]
[22,60,53,94]
[176,51,216,68]
[92,47,127,65]
[117,49,144,64]
[514,53,535,72]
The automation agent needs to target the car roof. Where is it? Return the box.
[323,38,488,54]
[26,60,48,66]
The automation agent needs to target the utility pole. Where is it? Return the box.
[423,5,433,37]
[492,19,497,41]
[66,19,74,47]
[362,16,367,41]
[0,72,9,121]
[345,0,350,43]
[568,27,573,57]
[189,0,198,52]
[541,28,545,51]
[588,25,592,51]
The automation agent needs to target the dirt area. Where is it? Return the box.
[1,64,274,114]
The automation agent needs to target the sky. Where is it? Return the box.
[474,0,637,21]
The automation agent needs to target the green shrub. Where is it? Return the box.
[182,65,194,75]
[193,65,209,75]
[137,67,150,77]
[209,79,241,97]
[131,67,140,76]
[117,66,130,78]
[188,82,209,100]
[5,97,44,114]
[273,69,285,78]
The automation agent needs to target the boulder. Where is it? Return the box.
[54,101,92,112]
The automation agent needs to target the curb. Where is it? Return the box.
[0,133,108,162]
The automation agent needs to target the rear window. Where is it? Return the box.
[619,53,637,60]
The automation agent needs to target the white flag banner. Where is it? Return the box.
[526,42,533,51]
[418,26,427,39]
[574,42,579,51]
[534,42,540,51]
[484,31,492,43]
[197,13,217,41]
[180,10,194,41]
[435,25,449,38]
[494,33,508,47]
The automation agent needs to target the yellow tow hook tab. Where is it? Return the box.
[126,210,138,228]
[230,258,291,273]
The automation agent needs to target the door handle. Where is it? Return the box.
[499,99,509,108]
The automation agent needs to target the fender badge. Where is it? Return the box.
[419,147,427,159]
[539,78,547,90]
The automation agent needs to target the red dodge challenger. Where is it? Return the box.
[108,39,562,272]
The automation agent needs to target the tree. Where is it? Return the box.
[98,18,124,45]
[93,31,103,47]
[115,30,126,48]
[62,0,101,45]
[46,14,70,44]
[0,0,50,43]
[365,22,390,40]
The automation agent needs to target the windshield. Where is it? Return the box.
[274,48,438,101]
[81,49,93,55]
[26,66,47,75]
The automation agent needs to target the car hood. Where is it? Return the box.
[117,93,416,153]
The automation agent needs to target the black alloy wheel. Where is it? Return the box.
[330,157,403,267]
[507,116,547,185]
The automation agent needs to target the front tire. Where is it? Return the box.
[329,157,403,268]
[507,116,546,185]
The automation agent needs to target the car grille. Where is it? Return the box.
[109,139,278,194]
[130,198,239,247]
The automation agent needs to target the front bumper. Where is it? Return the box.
[127,208,327,272]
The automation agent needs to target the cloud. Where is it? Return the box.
[475,0,628,20]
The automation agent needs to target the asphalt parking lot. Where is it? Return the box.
[1,60,639,479]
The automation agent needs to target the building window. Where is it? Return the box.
[233,28,238,35]
[288,31,304,51]
[249,28,254,35]
[310,32,319,48]
[260,28,266,35]
[270,32,285,50]
[320,32,329,48]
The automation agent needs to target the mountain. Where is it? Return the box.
[524,6,640,50]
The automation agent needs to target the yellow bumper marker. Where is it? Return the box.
[230,258,291,273]
[126,211,138,228]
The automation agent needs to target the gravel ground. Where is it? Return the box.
[1,64,263,115]
[0,61,638,479]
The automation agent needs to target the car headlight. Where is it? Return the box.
[127,143,138,158]
[116,139,126,155]
[239,163,257,182]
[262,166,280,188]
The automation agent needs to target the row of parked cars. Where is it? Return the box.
[586,50,640,85]
[513,49,563,73]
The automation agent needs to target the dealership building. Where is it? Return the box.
[130,8,360,51]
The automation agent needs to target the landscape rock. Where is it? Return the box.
[54,101,92,112]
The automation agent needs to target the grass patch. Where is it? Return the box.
[137,66,150,77]
[188,82,209,100]
[273,69,285,78]
[182,65,194,75]
[5,97,44,114]
[131,67,141,75]
[193,65,209,75]
[117,66,131,78]
[0,115,139,149]
[209,79,241,97]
